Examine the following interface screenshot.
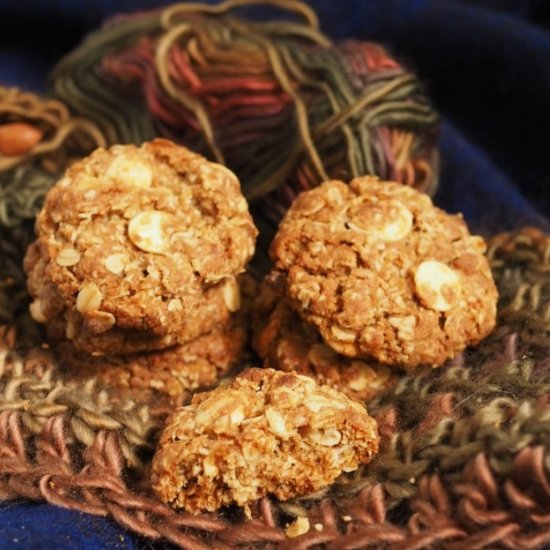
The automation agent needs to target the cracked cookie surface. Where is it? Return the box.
[269,177,498,368]
[151,368,379,515]
[24,139,257,354]
[252,283,394,402]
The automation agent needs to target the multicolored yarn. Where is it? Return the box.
[0,86,104,178]
[49,0,439,239]
[487,227,550,347]
[0,86,105,344]
[0,228,549,548]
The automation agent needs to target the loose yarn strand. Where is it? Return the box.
[278,45,361,179]
[155,23,225,163]
[161,0,320,30]
[239,27,329,182]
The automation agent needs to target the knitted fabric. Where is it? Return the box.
[0,227,549,549]
[0,86,105,347]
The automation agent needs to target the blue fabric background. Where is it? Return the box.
[1,0,549,547]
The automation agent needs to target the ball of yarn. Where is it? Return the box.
[50,0,439,237]
[0,85,105,341]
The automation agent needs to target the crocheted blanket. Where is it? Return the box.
[1,1,550,548]
[0,226,549,549]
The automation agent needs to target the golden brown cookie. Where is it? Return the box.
[55,275,257,404]
[34,254,239,356]
[252,283,394,402]
[24,139,257,354]
[55,314,249,406]
[151,368,379,515]
[269,177,498,368]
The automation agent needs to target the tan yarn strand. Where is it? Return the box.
[162,0,319,31]
[155,23,225,163]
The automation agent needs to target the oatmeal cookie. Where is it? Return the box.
[151,368,379,515]
[56,276,257,403]
[252,283,394,401]
[269,177,497,368]
[27,243,240,355]
[24,139,257,354]
[56,314,248,405]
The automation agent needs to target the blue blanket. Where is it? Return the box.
[1,0,549,547]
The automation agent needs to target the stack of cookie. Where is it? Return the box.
[253,177,498,401]
[24,139,258,402]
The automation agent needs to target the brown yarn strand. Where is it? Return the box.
[161,0,321,31]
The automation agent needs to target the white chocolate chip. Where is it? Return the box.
[378,201,413,241]
[414,260,460,312]
[104,253,127,275]
[285,517,310,538]
[105,155,153,188]
[76,283,103,313]
[222,277,241,312]
[29,300,46,323]
[347,199,413,242]
[128,211,175,254]
[56,248,81,267]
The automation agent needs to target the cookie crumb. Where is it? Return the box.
[286,517,310,538]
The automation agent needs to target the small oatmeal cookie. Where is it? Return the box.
[56,276,257,403]
[27,244,239,355]
[151,368,379,515]
[269,177,497,368]
[55,315,248,405]
[24,139,257,354]
[252,283,394,401]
